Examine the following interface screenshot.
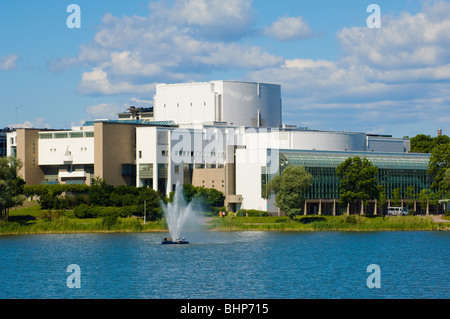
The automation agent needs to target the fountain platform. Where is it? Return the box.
[162,238,189,245]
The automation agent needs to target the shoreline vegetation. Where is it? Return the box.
[1,202,449,236]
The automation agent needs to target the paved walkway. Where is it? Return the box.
[430,215,450,223]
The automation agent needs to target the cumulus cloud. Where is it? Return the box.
[148,0,255,41]
[248,1,450,136]
[51,0,282,96]
[77,67,156,95]
[8,117,50,129]
[86,102,126,120]
[0,54,20,71]
[337,5,450,70]
[263,16,317,41]
[49,0,449,136]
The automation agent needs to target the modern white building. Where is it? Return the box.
[7,80,431,215]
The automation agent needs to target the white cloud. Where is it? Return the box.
[86,103,125,120]
[60,0,281,96]
[49,0,450,136]
[263,16,317,41]
[77,67,156,95]
[0,54,20,71]
[8,117,50,129]
[149,0,255,40]
[248,1,450,136]
[337,5,450,69]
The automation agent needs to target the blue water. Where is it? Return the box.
[0,231,449,299]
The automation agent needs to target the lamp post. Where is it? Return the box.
[144,200,147,224]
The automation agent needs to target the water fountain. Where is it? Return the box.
[161,183,199,244]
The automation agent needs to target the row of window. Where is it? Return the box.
[263,166,432,200]
[39,132,94,139]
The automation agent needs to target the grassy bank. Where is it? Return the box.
[1,203,167,235]
[1,203,447,235]
[206,215,445,231]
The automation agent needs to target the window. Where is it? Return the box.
[139,151,142,158]
[69,132,83,138]
[54,132,68,139]
[39,133,52,139]
[162,150,168,157]
[174,165,180,174]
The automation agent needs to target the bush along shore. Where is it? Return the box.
[1,203,167,235]
[1,203,448,235]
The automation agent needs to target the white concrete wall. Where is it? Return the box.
[240,129,367,152]
[234,147,281,212]
[154,82,216,125]
[153,81,282,128]
[136,127,159,189]
[6,131,17,157]
[221,81,281,127]
[38,132,94,165]
[290,131,367,152]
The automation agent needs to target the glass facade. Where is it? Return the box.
[264,150,432,200]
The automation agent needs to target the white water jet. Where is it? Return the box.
[162,183,201,240]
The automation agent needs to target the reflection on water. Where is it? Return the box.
[0,231,449,299]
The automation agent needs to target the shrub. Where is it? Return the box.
[444,210,450,217]
[287,208,303,218]
[40,210,53,221]
[237,209,269,217]
[73,204,93,218]
[102,214,120,230]
[73,204,139,219]
[344,215,358,224]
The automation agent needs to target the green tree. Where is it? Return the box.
[428,142,450,195]
[88,177,114,206]
[137,187,163,220]
[0,157,26,221]
[263,166,312,219]
[336,156,379,214]
[392,187,402,207]
[410,134,450,153]
[377,186,387,215]
[405,185,418,211]
[418,189,439,212]
[444,168,450,193]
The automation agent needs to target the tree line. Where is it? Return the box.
[0,157,225,221]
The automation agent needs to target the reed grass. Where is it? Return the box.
[206,215,440,231]
[1,202,443,235]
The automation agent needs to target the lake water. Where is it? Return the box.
[0,231,449,299]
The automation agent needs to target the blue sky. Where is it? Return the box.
[0,0,448,138]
